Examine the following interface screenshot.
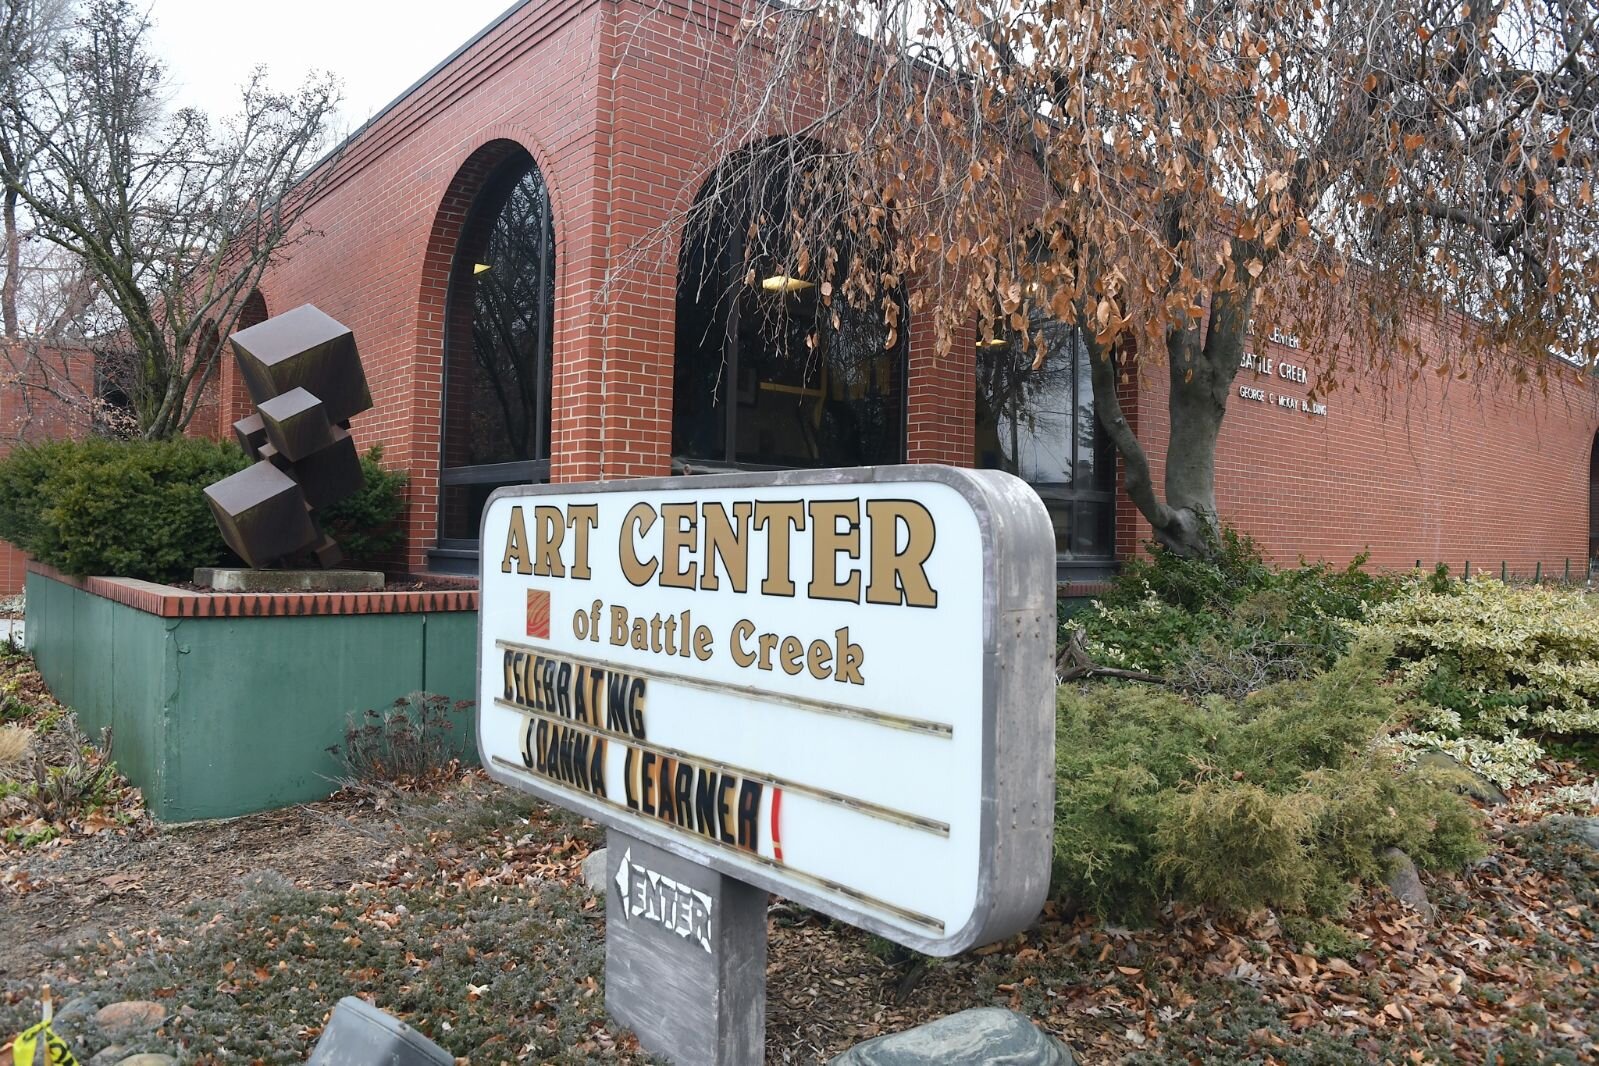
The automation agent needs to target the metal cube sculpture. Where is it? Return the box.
[205,304,373,569]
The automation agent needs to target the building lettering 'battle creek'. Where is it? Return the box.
[7,0,1594,592]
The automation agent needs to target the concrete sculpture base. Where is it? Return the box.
[194,567,384,593]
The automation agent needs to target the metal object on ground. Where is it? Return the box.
[304,996,452,1066]
[204,304,373,569]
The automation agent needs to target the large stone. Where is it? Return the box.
[115,1056,176,1066]
[193,567,383,593]
[830,1008,1074,1066]
[580,847,608,894]
[92,1000,166,1040]
[53,996,99,1026]
[1381,847,1435,923]
[1544,815,1599,850]
[230,303,372,423]
[1415,750,1508,806]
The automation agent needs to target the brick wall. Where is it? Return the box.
[225,0,1599,577]
[1130,315,1599,575]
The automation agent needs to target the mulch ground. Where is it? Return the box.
[0,646,1595,1063]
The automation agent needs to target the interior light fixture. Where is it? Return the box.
[976,337,1009,348]
[760,274,814,293]
[474,263,493,275]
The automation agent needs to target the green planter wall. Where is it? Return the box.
[25,565,479,821]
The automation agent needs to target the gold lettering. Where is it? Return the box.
[660,503,698,589]
[500,506,532,575]
[620,502,659,586]
[753,501,805,596]
[566,504,598,579]
[805,638,832,680]
[807,499,861,602]
[778,635,804,675]
[533,505,566,577]
[730,619,757,667]
[700,501,752,592]
[865,500,939,608]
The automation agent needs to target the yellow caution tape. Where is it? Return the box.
[10,1019,80,1066]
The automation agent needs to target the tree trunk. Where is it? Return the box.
[1088,289,1254,560]
[1155,290,1253,557]
[2,186,18,338]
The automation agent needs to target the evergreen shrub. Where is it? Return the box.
[321,446,408,566]
[0,438,249,580]
[1359,576,1599,786]
[1077,527,1403,696]
[1053,641,1484,921]
[0,438,407,581]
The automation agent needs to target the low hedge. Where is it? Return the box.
[0,438,406,582]
[1076,527,1403,696]
[1054,640,1484,922]
[1359,575,1599,786]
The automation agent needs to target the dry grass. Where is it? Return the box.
[0,723,30,777]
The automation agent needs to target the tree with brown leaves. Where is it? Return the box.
[696,0,1599,557]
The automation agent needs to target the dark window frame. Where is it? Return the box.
[672,142,909,473]
[434,149,557,563]
[975,316,1118,575]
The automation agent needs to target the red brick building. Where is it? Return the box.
[186,0,1599,585]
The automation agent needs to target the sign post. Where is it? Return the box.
[477,465,1056,1063]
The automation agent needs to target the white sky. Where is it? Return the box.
[145,0,522,137]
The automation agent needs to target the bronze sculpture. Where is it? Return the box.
[204,304,373,569]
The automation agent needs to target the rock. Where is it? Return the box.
[1415,750,1508,806]
[1381,847,1435,922]
[87,1047,126,1066]
[1544,815,1599,850]
[92,1001,166,1040]
[829,1007,1074,1066]
[234,869,295,894]
[581,847,608,894]
[114,1056,176,1066]
[54,996,100,1025]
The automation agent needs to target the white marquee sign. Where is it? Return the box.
[477,465,1056,955]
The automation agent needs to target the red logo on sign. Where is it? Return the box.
[526,589,550,639]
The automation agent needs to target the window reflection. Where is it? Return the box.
[674,142,904,468]
[975,317,1116,563]
[440,150,555,543]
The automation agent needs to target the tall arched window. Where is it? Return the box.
[673,141,905,469]
[438,147,556,549]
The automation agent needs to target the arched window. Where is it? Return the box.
[673,141,905,469]
[438,147,556,546]
[975,316,1117,574]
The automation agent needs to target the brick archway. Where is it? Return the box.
[414,137,559,572]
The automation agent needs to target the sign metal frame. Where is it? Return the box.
[476,464,1056,957]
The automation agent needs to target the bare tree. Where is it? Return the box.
[687,0,1599,557]
[0,0,341,438]
[0,0,71,339]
